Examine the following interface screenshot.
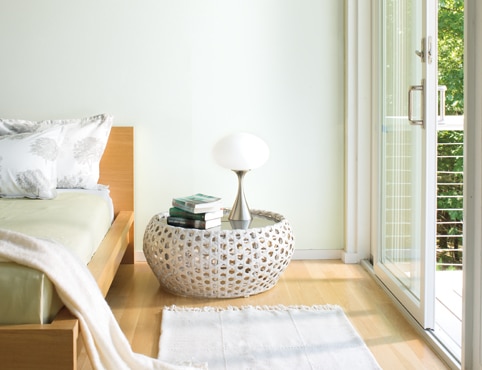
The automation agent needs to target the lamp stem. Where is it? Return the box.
[229,170,252,221]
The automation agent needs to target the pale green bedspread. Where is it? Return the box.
[0,191,113,324]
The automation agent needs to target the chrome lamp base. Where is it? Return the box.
[228,170,252,225]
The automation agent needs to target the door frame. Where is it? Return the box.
[462,1,482,368]
[343,0,373,264]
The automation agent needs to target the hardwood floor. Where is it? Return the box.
[78,260,449,369]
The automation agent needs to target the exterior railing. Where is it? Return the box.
[436,116,464,271]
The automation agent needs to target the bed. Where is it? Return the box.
[0,124,134,370]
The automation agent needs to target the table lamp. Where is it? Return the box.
[213,133,269,222]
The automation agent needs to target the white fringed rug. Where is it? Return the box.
[158,305,381,370]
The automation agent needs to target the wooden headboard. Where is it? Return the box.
[99,127,134,217]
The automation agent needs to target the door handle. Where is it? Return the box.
[408,84,424,126]
[415,38,425,62]
[415,37,433,64]
[438,85,447,124]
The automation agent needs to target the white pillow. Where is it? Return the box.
[38,115,113,189]
[0,119,37,135]
[0,114,113,189]
[0,126,65,199]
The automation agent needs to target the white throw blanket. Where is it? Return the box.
[0,229,204,370]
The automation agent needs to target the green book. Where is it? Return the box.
[169,207,223,221]
[166,216,222,229]
[172,193,222,214]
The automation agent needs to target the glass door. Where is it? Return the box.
[374,0,438,329]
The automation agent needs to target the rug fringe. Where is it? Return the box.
[163,304,342,313]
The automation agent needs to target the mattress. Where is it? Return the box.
[0,189,113,325]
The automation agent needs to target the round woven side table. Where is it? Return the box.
[143,210,295,298]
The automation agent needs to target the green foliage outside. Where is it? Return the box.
[436,0,464,270]
[437,131,463,269]
[438,0,464,115]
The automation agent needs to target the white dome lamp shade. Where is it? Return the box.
[213,133,269,223]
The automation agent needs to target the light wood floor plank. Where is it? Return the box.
[78,260,449,369]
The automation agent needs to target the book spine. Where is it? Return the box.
[166,216,221,229]
[172,200,221,214]
[171,201,197,213]
[167,216,204,228]
[169,207,223,221]
[169,207,206,220]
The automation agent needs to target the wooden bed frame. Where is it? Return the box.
[0,126,135,370]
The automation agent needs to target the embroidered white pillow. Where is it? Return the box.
[0,119,37,135]
[38,114,113,189]
[0,126,65,199]
[0,114,113,189]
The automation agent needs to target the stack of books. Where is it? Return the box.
[167,193,223,229]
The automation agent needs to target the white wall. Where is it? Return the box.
[0,1,344,255]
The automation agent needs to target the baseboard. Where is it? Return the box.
[135,249,342,262]
[135,251,146,262]
[341,250,360,264]
[291,249,342,260]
